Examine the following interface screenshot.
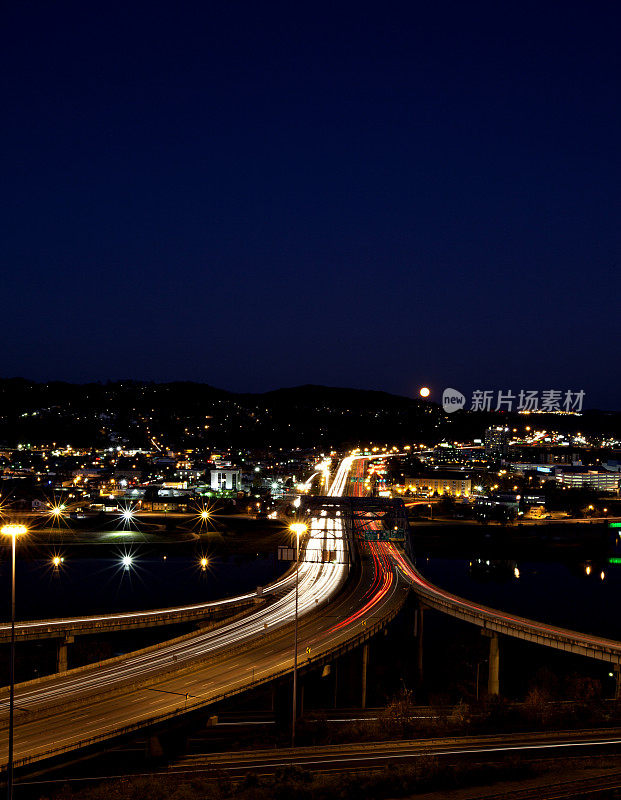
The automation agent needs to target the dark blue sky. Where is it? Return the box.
[3,2,620,408]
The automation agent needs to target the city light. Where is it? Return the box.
[122,509,134,522]
[1,524,28,538]
[193,502,216,529]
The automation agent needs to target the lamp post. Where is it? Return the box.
[289,522,307,748]
[1,524,27,800]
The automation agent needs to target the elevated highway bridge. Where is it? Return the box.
[2,452,620,774]
[0,456,409,772]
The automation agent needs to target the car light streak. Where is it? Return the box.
[0,452,407,769]
[0,464,356,713]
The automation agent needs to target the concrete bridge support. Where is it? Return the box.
[414,606,424,685]
[56,634,74,673]
[333,659,339,707]
[146,735,164,759]
[361,643,369,709]
[487,633,500,696]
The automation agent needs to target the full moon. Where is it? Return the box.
[419,386,431,398]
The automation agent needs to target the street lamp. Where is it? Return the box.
[121,554,133,570]
[289,522,307,748]
[1,524,27,800]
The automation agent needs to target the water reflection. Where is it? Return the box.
[0,548,284,621]
[418,554,621,640]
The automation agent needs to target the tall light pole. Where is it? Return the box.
[289,522,307,748]
[1,524,27,800]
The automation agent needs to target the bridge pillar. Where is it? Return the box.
[615,666,621,701]
[361,643,369,709]
[487,634,500,696]
[414,606,424,685]
[56,634,74,673]
[333,659,339,708]
[146,735,164,759]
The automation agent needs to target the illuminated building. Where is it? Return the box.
[404,474,471,497]
[485,426,509,458]
[209,467,242,492]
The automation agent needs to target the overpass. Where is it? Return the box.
[388,544,621,695]
[318,455,621,694]
[0,594,265,644]
[0,456,409,771]
[5,449,613,772]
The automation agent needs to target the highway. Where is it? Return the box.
[342,452,621,667]
[0,456,408,770]
[6,448,615,774]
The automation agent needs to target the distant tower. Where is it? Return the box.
[485,426,509,459]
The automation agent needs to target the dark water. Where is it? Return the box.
[416,556,621,641]
[409,553,621,700]
[0,550,284,621]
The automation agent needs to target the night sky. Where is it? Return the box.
[3,2,620,408]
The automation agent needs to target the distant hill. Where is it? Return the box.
[1,379,617,449]
[0,379,435,448]
[246,384,423,410]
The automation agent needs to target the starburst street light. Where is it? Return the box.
[200,556,208,571]
[46,499,69,526]
[121,554,133,569]
[192,501,217,531]
[116,504,138,529]
[1,524,28,800]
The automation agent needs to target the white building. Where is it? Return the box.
[210,467,242,492]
